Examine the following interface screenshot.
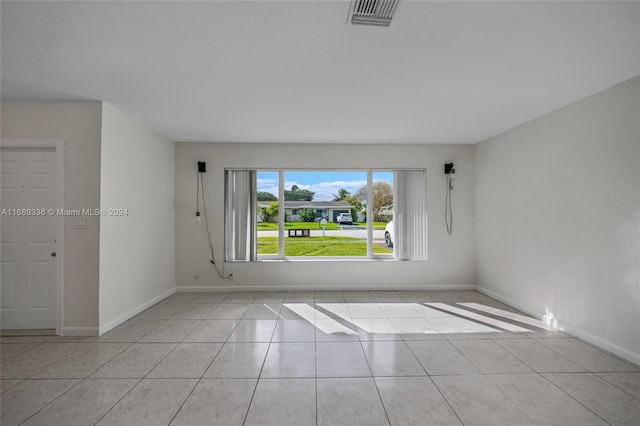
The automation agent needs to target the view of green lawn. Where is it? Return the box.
[368,222,389,230]
[257,221,389,231]
[257,236,392,256]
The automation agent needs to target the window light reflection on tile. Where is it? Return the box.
[388,318,439,334]
[458,303,563,331]
[314,319,358,336]
[283,301,544,337]
[410,303,456,318]
[350,318,399,334]
[377,303,421,318]
[281,304,316,322]
[424,303,533,333]
[282,304,357,335]
[347,303,386,318]
[263,304,284,319]
[428,316,500,334]
[315,303,351,321]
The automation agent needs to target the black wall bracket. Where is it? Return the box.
[197,161,206,173]
[444,163,455,174]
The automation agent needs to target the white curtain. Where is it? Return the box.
[394,170,428,260]
[225,170,257,261]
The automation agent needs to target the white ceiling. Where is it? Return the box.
[2,1,639,144]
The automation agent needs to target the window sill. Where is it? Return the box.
[254,256,396,262]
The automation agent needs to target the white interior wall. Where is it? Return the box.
[99,103,175,332]
[1,101,102,333]
[175,143,475,289]
[475,76,640,364]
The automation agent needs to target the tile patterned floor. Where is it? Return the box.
[1,290,639,425]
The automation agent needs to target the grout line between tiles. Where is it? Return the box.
[90,378,144,426]
[314,305,318,426]
[533,337,640,372]
[89,338,186,425]
[1,341,46,363]
[240,310,279,426]
[536,372,615,426]
[167,310,244,425]
[358,333,392,426]
[427,375,466,426]
[16,377,86,426]
[594,372,640,402]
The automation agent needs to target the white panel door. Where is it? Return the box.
[1,147,58,329]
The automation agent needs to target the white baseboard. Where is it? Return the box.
[476,285,640,367]
[61,327,99,337]
[559,322,640,367]
[98,287,176,336]
[177,284,476,292]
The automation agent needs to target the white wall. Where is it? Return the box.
[99,103,175,331]
[1,101,102,332]
[176,143,475,289]
[475,76,640,364]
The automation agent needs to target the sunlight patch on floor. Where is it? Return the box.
[458,302,563,331]
[425,303,533,333]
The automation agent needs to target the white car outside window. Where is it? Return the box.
[384,220,394,247]
[336,213,353,225]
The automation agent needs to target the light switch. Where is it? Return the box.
[72,217,86,229]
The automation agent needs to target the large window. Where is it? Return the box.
[225,169,427,261]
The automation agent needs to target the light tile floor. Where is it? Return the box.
[2,290,639,425]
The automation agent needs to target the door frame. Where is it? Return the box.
[1,139,64,335]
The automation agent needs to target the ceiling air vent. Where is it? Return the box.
[350,0,399,27]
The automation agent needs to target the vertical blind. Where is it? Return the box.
[225,170,257,261]
[394,170,428,260]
